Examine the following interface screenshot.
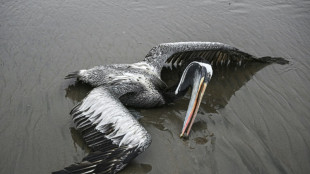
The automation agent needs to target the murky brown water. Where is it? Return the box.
[1,0,310,173]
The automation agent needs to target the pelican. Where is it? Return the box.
[54,42,288,174]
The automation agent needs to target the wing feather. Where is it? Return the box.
[54,87,151,174]
[144,42,288,74]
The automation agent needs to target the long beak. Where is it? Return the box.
[180,77,207,138]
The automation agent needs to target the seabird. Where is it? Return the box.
[54,42,288,174]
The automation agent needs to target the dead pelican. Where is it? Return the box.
[54,42,288,174]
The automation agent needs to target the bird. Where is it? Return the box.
[54,42,288,174]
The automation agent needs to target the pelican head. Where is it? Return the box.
[175,61,213,138]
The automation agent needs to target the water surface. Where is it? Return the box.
[1,0,310,173]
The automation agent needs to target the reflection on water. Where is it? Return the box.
[69,127,91,153]
[1,0,310,173]
[65,81,93,102]
[121,163,152,174]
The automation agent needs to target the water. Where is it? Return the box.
[0,0,310,173]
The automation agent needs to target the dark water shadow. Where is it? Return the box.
[118,162,152,174]
[203,63,268,113]
[69,127,92,153]
[161,62,270,113]
[65,81,93,102]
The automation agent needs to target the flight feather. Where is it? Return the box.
[54,87,151,174]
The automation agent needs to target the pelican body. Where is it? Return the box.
[55,42,288,174]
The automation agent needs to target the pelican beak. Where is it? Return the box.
[180,77,207,138]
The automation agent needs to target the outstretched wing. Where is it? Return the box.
[54,87,151,174]
[144,42,288,75]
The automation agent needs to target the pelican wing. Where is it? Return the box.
[144,42,288,74]
[54,87,151,174]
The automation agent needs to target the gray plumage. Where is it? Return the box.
[57,41,288,174]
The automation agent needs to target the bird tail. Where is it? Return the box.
[256,56,289,65]
[65,71,81,79]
